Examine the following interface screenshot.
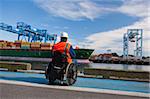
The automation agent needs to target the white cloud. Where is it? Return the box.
[117,0,150,18]
[53,26,69,30]
[73,0,150,56]
[33,0,112,20]
[84,17,150,56]
[34,0,150,56]
[34,0,149,20]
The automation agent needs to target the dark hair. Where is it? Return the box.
[61,37,67,42]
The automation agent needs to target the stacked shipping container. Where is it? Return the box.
[0,40,52,50]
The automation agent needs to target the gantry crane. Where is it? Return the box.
[123,29,143,59]
[0,22,57,43]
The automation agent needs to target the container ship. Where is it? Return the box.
[0,40,94,64]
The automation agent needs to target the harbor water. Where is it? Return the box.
[89,63,150,72]
[78,62,150,74]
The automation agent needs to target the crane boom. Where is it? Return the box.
[0,22,57,43]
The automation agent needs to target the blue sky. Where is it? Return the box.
[0,0,149,56]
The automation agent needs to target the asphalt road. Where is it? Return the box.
[0,83,149,99]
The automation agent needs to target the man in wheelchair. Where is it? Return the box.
[45,32,77,85]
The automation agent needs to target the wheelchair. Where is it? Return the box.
[45,51,77,86]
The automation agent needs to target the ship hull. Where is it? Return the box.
[0,48,94,59]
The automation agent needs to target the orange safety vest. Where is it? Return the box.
[52,42,72,63]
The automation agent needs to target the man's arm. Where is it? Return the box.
[69,46,76,58]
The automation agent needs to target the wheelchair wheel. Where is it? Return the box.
[46,63,57,84]
[65,63,77,85]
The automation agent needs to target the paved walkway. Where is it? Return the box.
[0,71,149,99]
[0,71,149,93]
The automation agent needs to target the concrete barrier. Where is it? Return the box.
[0,61,31,71]
[84,68,150,81]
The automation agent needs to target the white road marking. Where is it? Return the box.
[0,79,149,98]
